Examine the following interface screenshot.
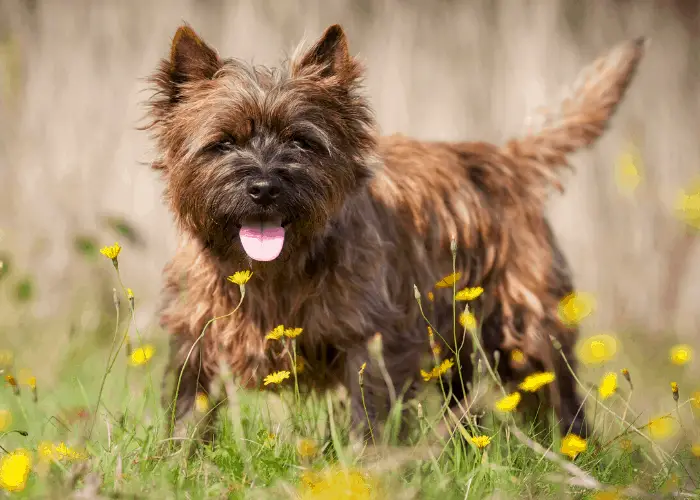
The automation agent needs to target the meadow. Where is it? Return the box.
[2,0,700,498]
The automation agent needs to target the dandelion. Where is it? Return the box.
[284,327,303,339]
[297,438,318,458]
[455,286,484,301]
[558,292,595,326]
[671,381,679,402]
[459,311,477,331]
[126,288,134,300]
[560,434,587,459]
[421,358,455,382]
[669,344,693,366]
[129,345,154,366]
[691,443,700,458]
[53,442,88,461]
[265,325,285,340]
[427,291,434,302]
[620,368,632,389]
[470,435,492,449]
[674,177,700,230]
[5,375,19,396]
[615,141,643,196]
[300,467,373,500]
[263,370,290,386]
[227,270,252,286]
[435,272,461,288]
[195,392,209,413]
[432,345,442,356]
[495,392,521,412]
[646,415,679,441]
[511,349,525,365]
[576,333,618,365]
[518,372,556,392]
[420,369,433,382]
[598,372,618,401]
[99,242,121,265]
[0,410,11,431]
[0,449,31,492]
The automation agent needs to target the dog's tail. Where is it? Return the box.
[502,37,648,191]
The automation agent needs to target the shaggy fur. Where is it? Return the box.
[143,24,646,441]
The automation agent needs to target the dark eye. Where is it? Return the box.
[205,134,237,155]
[292,135,317,152]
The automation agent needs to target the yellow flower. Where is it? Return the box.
[99,242,121,261]
[470,435,491,449]
[560,434,587,459]
[619,438,633,452]
[37,441,55,461]
[126,288,134,300]
[510,349,525,365]
[669,344,693,366]
[0,449,31,492]
[0,410,11,431]
[227,270,252,286]
[671,381,679,402]
[300,467,373,500]
[284,327,303,339]
[598,372,618,400]
[297,438,318,458]
[435,272,461,288]
[455,286,484,301]
[265,325,285,340]
[691,443,700,458]
[129,345,154,366]
[558,292,595,326]
[421,358,455,382]
[594,490,623,500]
[295,358,306,374]
[359,362,367,376]
[575,333,618,365]
[518,372,556,392]
[432,345,442,356]
[615,142,643,196]
[195,392,209,413]
[263,370,290,386]
[427,291,434,302]
[495,392,521,412]
[459,311,477,331]
[53,442,87,461]
[674,177,700,230]
[646,415,679,441]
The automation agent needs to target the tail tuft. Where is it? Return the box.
[503,37,648,187]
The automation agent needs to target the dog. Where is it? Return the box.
[143,23,645,442]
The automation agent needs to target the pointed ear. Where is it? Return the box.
[293,24,352,78]
[168,24,221,86]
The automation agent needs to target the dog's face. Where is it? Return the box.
[146,25,377,265]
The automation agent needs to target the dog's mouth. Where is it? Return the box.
[238,216,291,262]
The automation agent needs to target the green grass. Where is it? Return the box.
[0,254,699,499]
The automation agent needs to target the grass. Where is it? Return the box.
[0,247,699,500]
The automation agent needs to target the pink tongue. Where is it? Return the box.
[239,224,285,261]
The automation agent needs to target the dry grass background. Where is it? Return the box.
[0,0,699,379]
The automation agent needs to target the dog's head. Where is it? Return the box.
[145,24,377,266]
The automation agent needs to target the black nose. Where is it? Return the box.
[246,178,282,206]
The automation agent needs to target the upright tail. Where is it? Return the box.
[502,37,648,190]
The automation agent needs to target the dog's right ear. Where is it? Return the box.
[168,25,221,86]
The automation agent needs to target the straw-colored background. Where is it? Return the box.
[1,1,698,374]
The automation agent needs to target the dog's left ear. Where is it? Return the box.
[168,24,221,86]
[293,24,353,78]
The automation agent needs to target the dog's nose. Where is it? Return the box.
[246,178,281,206]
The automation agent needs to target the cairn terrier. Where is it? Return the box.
[144,23,645,442]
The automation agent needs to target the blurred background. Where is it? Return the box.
[0,0,698,389]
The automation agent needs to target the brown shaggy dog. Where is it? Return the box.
[143,23,646,442]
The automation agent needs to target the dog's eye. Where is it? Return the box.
[292,136,317,152]
[205,134,238,154]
